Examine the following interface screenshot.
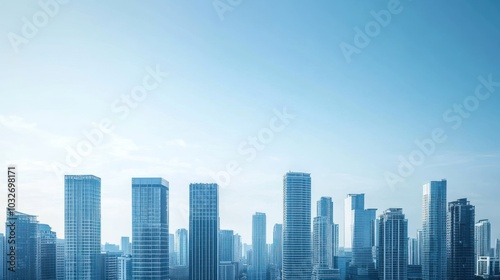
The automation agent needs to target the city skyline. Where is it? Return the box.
[1,1,500,246]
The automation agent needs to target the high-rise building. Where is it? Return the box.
[169,234,176,267]
[421,179,447,280]
[250,212,267,280]
[496,239,500,259]
[377,208,408,280]
[56,239,65,280]
[220,230,234,262]
[0,233,6,280]
[416,229,423,265]
[39,223,57,280]
[282,172,312,280]
[189,183,219,280]
[345,194,377,279]
[118,255,132,280]
[65,175,101,280]
[271,224,283,269]
[447,198,475,280]
[6,212,38,280]
[316,197,339,268]
[475,219,491,257]
[175,229,189,266]
[121,237,131,256]
[313,216,339,279]
[131,177,169,279]
[98,252,121,280]
[408,238,419,265]
[233,233,242,262]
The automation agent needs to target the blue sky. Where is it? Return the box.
[1,1,500,245]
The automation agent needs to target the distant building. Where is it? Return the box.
[282,172,312,279]
[233,233,242,262]
[189,183,219,280]
[175,229,189,266]
[421,180,447,280]
[98,252,121,280]
[65,175,101,280]
[6,212,38,280]
[132,178,170,279]
[38,223,57,280]
[118,255,132,280]
[103,243,120,253]
[56,239,65,280]
[250,212,266,280]
[219,230,234,262]
[447,198,475,280]
[476,219,492,258]
[270,223,282,276]
[120,237,131,255]
[0,234,5,280]
[408,238,419,265]
[476,256,500,278]
[377,208,408,280]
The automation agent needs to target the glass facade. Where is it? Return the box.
[64,175,101,280]
[131,177,169,279]
[282,172,311,280]
[447,198,475,280]
[421,179,447,280]
[175,228,189,266]
[377,208,408,280]
[251,212,266,280]
[189,183,219,280]
[39,223,57,280]
[6,212,38,280]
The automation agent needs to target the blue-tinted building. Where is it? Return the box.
[56,239,65,280]
[377,208,408,280]
[250,212,266,280]
[421,180,447,280]
[219,230,234,262]
[131,177,169,279]
[189,183,219,280]
[447,198,475,280]
[65,175,101,280]
[282,172,312,280]
[39,223,57,280]
[6,212,38,280]
[175,229,189,266]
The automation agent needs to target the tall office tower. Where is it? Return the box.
[271,224,283,269]
[233,233,243,262]
[118,255,132,280]
[175,228,189,266]
[408,238,419,265]
[312,216,340,279]
[98,252,121,280]
[0,233,5,280]
[316,197,339,268]
[6,212,38,280]
[421,179,447,280]
[496,239,500,258]
[169,234,176,267]
[475,219,491,258]
[65,175,101,280]
[416,229,423,265]
[251,212,267,280]
[345,194,377,279]
[220,230,235,262]
[39,224,57,280]
[377,208,408,280]
[318,197,334,223]
[121,237,131,255]
[56,239,65,280]
[189,183,219,280]
[332,223,339,259]
[131,178,169,279]
[282,172,312,280]
[447,198,475,280]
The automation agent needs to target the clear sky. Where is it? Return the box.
[1,1,500,246]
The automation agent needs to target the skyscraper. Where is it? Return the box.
[313,216,334,279]
[447,198,475,280]
[475,219,492,257]
[189,183,219,280]
[233,233,243,262]
[220,230,235,262]
[56,239,65,280]
[345,194,377,279]
[496,239,500,259]
[421,179,447,280]
[121,237,131,256]
[316,197,338,268]
[175,228,189,266]
[6,212,38,280]
[38,223,57,280]
[251,212,267,280]
[271,224,283,269]
[282,172,312,280]
[416,229,423,265]
[408,238,419,265]
[65,175,101,280]
[131,177,169,279]
[377,208,408,280]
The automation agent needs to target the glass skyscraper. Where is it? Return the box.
[39,223,57,280]
[175,228,189,266]
[65,175,101,280]
[447,198,475,280]
[251,212,267,280]
[131,177,169,279]
[377,208,408,280]
[475,219,492,257]
[189,183,219,280]
[271,224,283,269]
[56,239,65,280]
[421,179,447,280]
[6,212,38,280]
[282,172,311,280]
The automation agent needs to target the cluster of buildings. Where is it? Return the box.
[1,174,499,279]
